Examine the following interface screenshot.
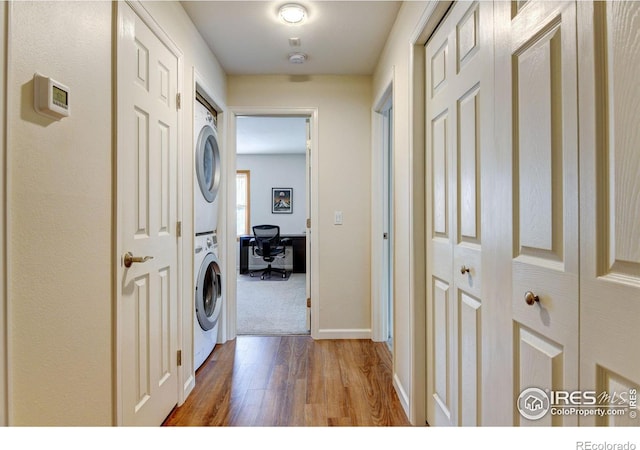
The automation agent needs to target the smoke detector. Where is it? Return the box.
[288,52,307,64]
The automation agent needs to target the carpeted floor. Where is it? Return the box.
[236,272,308,335]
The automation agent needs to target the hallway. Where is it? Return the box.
[162,336,410,426]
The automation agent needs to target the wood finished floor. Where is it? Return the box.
[163,335,411,426]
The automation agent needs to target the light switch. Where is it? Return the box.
[334,211,343,225]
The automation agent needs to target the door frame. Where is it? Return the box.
[409,0,452,425]
[0,0,8,427]
[372,77,394,345]
[186,69,227,401]
[114,0,184,425]
[225,107,319,339]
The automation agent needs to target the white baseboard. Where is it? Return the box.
[182,374,195,404]
[315,328,372,340]
[393,373,411,422]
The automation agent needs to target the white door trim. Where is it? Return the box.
[225,107,319,339]
[115,0,184,425]
[186,68,227,402]
[0,0,8,427]
[371,75,394,344]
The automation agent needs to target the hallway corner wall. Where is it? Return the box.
[372,0,432,425]
[7,0,113,425]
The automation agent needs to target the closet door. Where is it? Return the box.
[495,1,580,426]
[578,0,640,426]
[425,0,492,426]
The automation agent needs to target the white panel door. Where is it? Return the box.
[426,0,492,426]
[496,1,580,426]
[117,3,180,426]
[578,0,640,426]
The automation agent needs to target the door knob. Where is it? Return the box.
[460,265,470,274]
[123,252,154,268]
[524,291,540,306]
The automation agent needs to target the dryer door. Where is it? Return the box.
[195,252,222,331]
[195,121,221,203]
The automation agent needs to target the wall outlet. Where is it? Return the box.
[334,211,343,225]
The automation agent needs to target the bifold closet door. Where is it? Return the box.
[495,1,580,426]
[425,0,639,427]
[425,0,493,426]
[578,0,640,426]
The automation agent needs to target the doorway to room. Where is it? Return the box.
[382,103,394,351]
[234,115,311,336]
[373,84,395,352]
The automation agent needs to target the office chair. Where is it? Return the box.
[249,225,289,280]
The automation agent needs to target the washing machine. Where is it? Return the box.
[194,233,223,370]
[194,98,221,235]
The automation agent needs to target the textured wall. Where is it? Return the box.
[8,1,113,425]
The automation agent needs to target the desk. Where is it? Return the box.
[239,234,306,274]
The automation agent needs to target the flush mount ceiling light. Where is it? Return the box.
[279,3,307,24]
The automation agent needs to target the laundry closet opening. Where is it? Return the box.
[235,115,311,336]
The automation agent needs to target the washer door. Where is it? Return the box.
[195,124,221,203]
[195,252,222,331]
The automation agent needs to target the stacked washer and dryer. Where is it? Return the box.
[193,97,223,371]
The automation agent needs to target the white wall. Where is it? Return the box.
[372,1,431,424]
[228,75,372,336]
[237,154,307,235]
[8,0,113,426]
[7,1,226,425]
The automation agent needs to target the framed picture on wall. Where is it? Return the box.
[272,188,293,214]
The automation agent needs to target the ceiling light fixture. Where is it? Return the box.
[279,3,307,24]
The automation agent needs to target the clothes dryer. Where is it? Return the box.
[194,99,221,235]
[194,233,223,370]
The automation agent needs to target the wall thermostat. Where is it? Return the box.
[34,73,70,120]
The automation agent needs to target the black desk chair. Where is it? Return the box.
[249,225,289,280]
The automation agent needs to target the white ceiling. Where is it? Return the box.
[184,1,401,154]
[236,116,308,154]
[180,1,402,75]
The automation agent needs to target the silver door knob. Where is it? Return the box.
[524,291,540,305]
[123,252,154,268]
[460,265,470,274]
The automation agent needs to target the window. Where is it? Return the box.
[236,170,250,236]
